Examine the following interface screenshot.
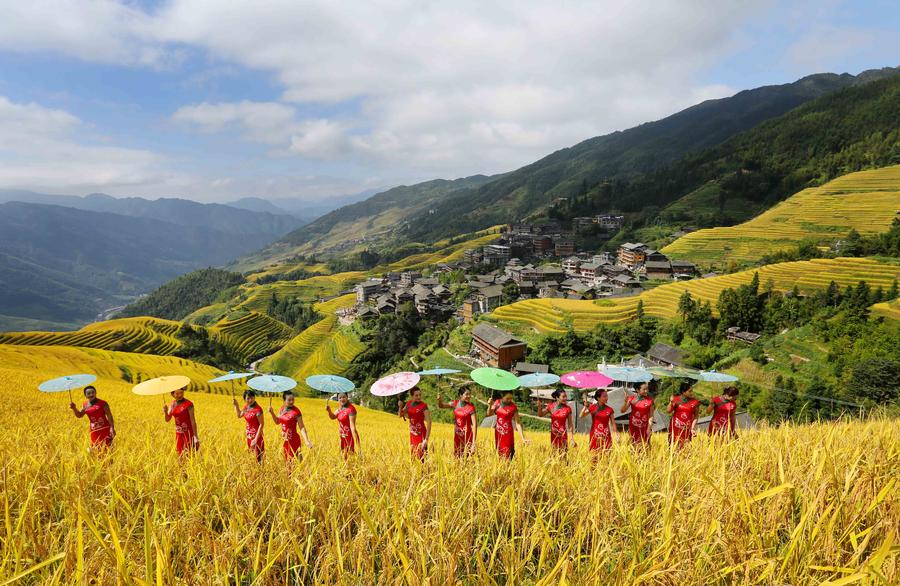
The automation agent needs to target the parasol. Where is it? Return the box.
[371,372,421,397]
[599,365,653,383]
[560,371,613,389]
[517,373,561,388]
[132,375,191,397]
[647,365,701,379]
[697,370,739,383]
[417,366,462,376]
[306,374,355,394]
[470,367,520,391]
[248,375,298,406]
[39,374,97,402]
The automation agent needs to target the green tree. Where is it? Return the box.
[849,358,900,407]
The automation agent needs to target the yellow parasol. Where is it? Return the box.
[132,375,191,397]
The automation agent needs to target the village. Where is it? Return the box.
[347,218,700,326]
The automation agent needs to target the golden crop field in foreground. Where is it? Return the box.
[0,349,897,584]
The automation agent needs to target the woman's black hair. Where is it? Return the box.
[83,385,96,395]
[243,389,256,401]
[593,389,608,401]
[551,389,563,400]
[282,390,294,401]
[457,387,469,398]
[724,386,739,398]
[676,379,693,394]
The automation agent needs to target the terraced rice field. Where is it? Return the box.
[662,165,900,264]
[210,311,295,363]
[258,316,340,376]
[494,257,900,332]
[374,229,503,273]
[235,272,364,313]
[295,328,366,387]
[0,317,183,355]
[0,344,225,394]
[871,298,900,321]
[313,293,356,314]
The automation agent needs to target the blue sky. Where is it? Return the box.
[0,0,896,202]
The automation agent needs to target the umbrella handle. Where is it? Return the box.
[68,389,73,403]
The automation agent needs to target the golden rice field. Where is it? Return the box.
[871,298,900,322]
[0,346,897,584]
[662,166,900,264]
[234,272,365,313]
[373,228,503,273]
[494,257,900,332]
[210,311,295,364]
[0,317,183,355]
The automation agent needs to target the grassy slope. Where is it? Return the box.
[663,165,900,265]
[494,257,900,332]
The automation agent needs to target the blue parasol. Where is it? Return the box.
[697,370,739,383]
[208,371,255,383]
[417,366,463,376]
[600,366,653,383]
[305,375,355,394]
[517,373,561,388]
[38,374,97,393]
[248,375,297,394]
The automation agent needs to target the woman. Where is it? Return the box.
[437,388,478,457]
[326,392,360,457]
[667,380,701,447]
[623,382,655,446]
[268,390,313,461]
[708,386,739,437]
[536,389,575,451]
[163,386,199,454]
[580,389,615,454]
[69,385,115,449]
[233,389,265,462]
[486,391,528,459]
[397,387,431,460]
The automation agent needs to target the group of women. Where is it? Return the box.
[68,379,740,460]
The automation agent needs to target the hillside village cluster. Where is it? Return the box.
[348,219,699,324]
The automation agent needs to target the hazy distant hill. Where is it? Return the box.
[0,202,293,331]
[0,191,302,237]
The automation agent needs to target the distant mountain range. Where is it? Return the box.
[227,187,386,221]
[0,193,306,331]
[244,66,899,268]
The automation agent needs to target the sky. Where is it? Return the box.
[0,0,896,203]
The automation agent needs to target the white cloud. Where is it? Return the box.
[1,1,786,181]
[0,96,175,192]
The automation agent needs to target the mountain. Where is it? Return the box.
[0,203,292,331]
[226,197,294,217]
[406,67,900,241]
[0,191,302,237]
[250,67,898,267]
[236,175,498,269]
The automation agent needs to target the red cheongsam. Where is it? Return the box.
[170,399,196,454]
[277,406,303,459]
[452,400,476,457]
[549,403,572,450]
[669,396,700,446]
[626,395,654,445]
[242,403,265,459]
[708,396,737,436]
[405,400,428,459]
[84,399,112,447]
[493,401,518,459]
[336,404,357,453]
[588,403,614,452]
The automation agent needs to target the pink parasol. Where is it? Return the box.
[370,371,421,397]
[560,370,613,389]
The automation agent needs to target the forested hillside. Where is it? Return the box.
[118,268,246,321]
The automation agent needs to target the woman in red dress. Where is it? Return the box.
[668,381,701,447]
[233,389,265,462]
[487,391,528,459]
[579,389,616,454]
[268,390,312,461]
[623,381,655,447]
[163,386,199,455]
[326,392,360,457]
[536,389,575,452]
[707,386,739,437]
[69,385,115,450]
[437,388,478,457]
[398,387,431,460]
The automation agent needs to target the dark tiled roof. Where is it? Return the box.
[514,362,549,374]
[648,342,684,366]
[472,323,525,349]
